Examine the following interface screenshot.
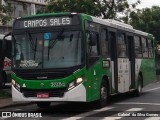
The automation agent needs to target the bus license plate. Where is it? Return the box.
[37,93,49,98]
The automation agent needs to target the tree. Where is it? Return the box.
[0,4,12,25]
[45,0,140,19]
[129,6,160,41]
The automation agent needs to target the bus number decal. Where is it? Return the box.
[51,82,65,87]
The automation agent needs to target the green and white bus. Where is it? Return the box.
[9,13,155,108]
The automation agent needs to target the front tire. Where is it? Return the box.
[95,80,109,108]
[37,102,51,108]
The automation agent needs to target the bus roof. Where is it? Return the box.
[83,14,151,37]
[15,12,153,38]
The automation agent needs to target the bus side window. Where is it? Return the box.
[134,36,142,58]
[101,29,109,57]
[142,37,148,58]
[148,39,153,58]
[117,33,127,57]
[87,31,99,56]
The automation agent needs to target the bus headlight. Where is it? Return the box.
[12,79,16,86]
[68,77,83,91]
[76,77,83,83]
[12,79,21,92]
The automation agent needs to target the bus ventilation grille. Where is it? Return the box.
[21,88,67,98]
[16,72,70,80]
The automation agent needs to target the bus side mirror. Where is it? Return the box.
[89,33,97,46]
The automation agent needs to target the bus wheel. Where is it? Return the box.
[95,80,108,108]
[37,102,51,108]
[135,75,142,97]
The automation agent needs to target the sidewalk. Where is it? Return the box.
[0,97,31,109]
[0,88,31,109]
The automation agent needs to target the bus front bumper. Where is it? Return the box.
[12,84,86,102]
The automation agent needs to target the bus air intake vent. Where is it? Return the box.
[21,88,67,97]
[17,72,70,80]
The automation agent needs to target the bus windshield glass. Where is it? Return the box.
[13,31,83,69]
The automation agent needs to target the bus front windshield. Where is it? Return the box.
[13,31,84,69]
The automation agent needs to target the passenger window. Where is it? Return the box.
[134,36,142,58]
[86,31,99,56]
[101,29,109,57]
[148,39,153,58]
[117,33,127,57]
[142,38,148,58]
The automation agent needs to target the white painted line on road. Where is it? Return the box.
[126,108,143,111]
[144,86,160,92]
[15,109,22,111]
[101,117,122,120]
[115,102,160,106]
[61,107,114,120]
[94,107,114,112]
[101,108,143,120]
[145,117,160,120]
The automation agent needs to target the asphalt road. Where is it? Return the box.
[1,80,160,120]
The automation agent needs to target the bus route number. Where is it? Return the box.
[51,82,65,87]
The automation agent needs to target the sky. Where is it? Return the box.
[128,0,160,9]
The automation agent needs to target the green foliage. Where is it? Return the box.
[45,0,140,19]
[46,0,99,16]
[0,4,12,25]
[129,6,160,41]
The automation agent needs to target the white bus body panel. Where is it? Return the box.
[12,84,86,102]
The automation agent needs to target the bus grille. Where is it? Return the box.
[17,72,70,80]
[22,88,67,97]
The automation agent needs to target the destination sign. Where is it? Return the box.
[13,16,79,29]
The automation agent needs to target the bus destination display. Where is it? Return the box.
[14,17,75,29]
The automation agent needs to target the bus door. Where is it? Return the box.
[127,35,135,89]
[117,32,130,93]
[109,31,118,93]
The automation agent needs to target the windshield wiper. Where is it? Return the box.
[49,28,64,49]
[26,32,37,60]
[26,32,36,51]
[47,28,64,60]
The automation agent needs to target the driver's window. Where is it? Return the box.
[86,31,99,56]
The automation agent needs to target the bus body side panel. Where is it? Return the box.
[117,58,130,93]
[85,58,112,102]
[139,59,156,86]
